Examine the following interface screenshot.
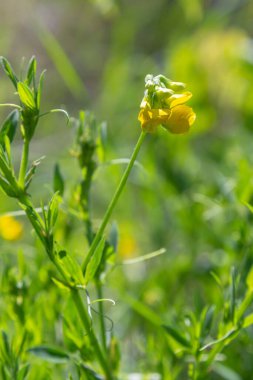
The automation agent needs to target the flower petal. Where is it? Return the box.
[162,105,196,134]
[166,91,192,108]
[138,108,171,133]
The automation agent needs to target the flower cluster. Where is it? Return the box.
[138,74,196,134]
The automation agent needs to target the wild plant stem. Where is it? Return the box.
[96,280,107,351]
[82,130,146,272]
[18,138,29,188]
[71,289,113,380]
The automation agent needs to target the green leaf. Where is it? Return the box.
[108,336,120,373]
[53,163,64,196]
[212,363,242,380]
[230,266,236,323]
[0,57,18,88]
[28,345,70,363]
[25,156,45,190]
[38,28,86,99]
[162,324,192,348]
[17,363,30,380]
[84,237,105,285]
[47,192,62,232]
[36,69,46,108]
[51,277,70,292]
[79,364,104,380]
[246,266,253,291]
[243,312,253,328]
[55,248,85,286]
[0,110,19,144]
[26,56,37,86]
[200,305,215,338]
[1,331,10,358]
[0,176,17,197]
[17,82,36,110]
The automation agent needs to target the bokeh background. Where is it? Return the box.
[1,0,253,378]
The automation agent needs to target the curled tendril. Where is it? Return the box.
[90,306,114,333]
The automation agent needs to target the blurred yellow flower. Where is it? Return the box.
[0,215,23,241]
[138,74,196,134]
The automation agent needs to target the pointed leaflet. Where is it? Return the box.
[26,56,37,86]
[28,345,69,363]
[51,277,70,292]
[46,192,62,233]
[0,110,19,144]
[162,324,192,349]
[25,156,45,190]
[0,176,17,197]
[84,237,105,285]
[17,363,30,380]
[0,57,18,88]
[36,70,46,108]
[17,82,36,110]
[53,163,64,196]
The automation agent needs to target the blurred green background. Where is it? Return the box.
[1,0,253,379]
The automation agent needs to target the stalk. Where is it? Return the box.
[71,289,113,379]
[82,130,146,271]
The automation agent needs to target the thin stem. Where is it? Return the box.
[96,280,107,352]
[71,289,113,380]
[18,138,29,188]
[82,130,146,271]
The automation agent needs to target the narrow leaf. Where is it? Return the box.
[26,56,37,86]
[0,176,17,198]
[80,363,104,380]
[37,28,86,99]
[36,69,46,108]
[84,237,105,285]
[25,156,45,190]
[17,363,30,380]
[230,266,236,323]
[212,363,242,380]
[47,192,62,231]
[0,110,19,143]
[17,82,36,110]
[53,163,64,196]
[0,57,18,88]
[51,277,70,292]
[28,345,69,363]
[163,324,192,348]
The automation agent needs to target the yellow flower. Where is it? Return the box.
[0,215,23,241]
[162,105,196,134]
[138,74,196,134]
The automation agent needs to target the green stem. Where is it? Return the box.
[18,138,29,188]
[71,289,113,380]
[96,280,107,352]
[82,130,146,271]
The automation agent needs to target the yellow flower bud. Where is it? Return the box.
[0,215,23,241]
